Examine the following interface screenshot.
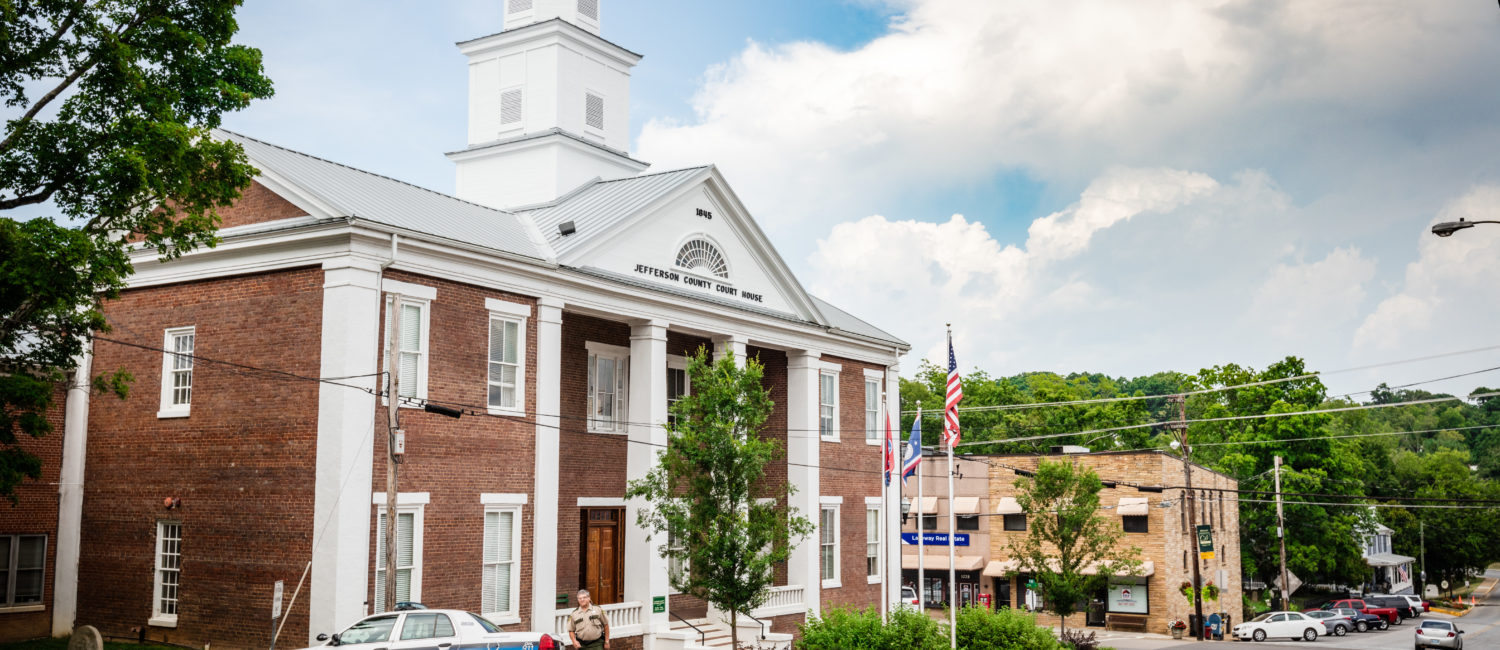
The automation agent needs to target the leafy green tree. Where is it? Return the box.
[0,0,271,498]
[1005,458,1142,637]
[626,349,812,649]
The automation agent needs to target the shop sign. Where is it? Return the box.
[901,532,970,546]
[1108,582,1148,614]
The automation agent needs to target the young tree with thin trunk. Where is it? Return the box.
[626,348,813,649]
[1006,458,1143,637]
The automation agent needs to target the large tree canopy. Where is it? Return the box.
[0,0,272,497]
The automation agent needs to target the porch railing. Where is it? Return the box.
[553,600,644,643]
[749,584,805,617]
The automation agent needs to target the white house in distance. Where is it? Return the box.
[1361,523,1416,595]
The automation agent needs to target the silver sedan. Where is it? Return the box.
[1414,619,1464,649]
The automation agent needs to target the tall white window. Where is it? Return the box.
[864,378,880,443]
[482,507,521,621]
[667,526,688,592]
[151,522,181,626]
[819,372,838,441]
[385,296,431,404]
[866,507,881,583]
[0,534,46,607]
[374,504,424,607]
[820,506,840,587]
[487,315,525,414]
[667,355,689,427]
[587,342,629,433]
[158,327,194,418]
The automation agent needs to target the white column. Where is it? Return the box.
[786,351,821,616]
[626,319,670,633]
[532,297,564,633]
[884,363,902,613]
[310,259,382,642]
[51,342,93,636]
[712,333,747,365]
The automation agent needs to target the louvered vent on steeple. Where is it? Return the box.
[508,0,533,13]
[578,0,598,21]
[500,88,523,126]
[584,93,604,130]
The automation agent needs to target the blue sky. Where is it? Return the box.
[215,2,1500,396]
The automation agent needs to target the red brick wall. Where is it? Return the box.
[216,181,307,230]
[747,347,790,587]
[367,271,539,628]
[817,355,887,610]
[77,268,323,648]
[0,384,66,642]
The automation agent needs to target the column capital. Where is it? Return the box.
[629,318,669,341]
[787,349,822,369]
[537,296,565,323]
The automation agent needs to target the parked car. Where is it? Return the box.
[1389,593,1426,616]
[1330,606,1384,632]
[1302,610,1352,636]
[901,586,920,608]
[1323,598,1398,626]
[1232,611,1325,642]
[304,609,562,650]
[1370,595,1417,621]
[1415,619,1464,649]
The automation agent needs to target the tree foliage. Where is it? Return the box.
[625,349,812,649]
[1,0,271,498]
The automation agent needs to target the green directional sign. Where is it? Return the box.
[1196,524,1215,560]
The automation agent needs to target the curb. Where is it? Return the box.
[1429,606,1471,617]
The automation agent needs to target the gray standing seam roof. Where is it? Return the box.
[217,130,548,261]
[517,166,709,256]
[810,296,907,347]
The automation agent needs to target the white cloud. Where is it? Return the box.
[1249,247,1376,339]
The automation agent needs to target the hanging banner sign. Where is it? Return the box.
[901,532,969,546]
[1196,524,1215,560]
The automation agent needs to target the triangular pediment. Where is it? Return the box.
[543,167,826,324]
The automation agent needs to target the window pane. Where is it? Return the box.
[397,512,414,566]
[495,563,512,612]
[400,305,421,351]
[343,616,398,644]
[503,321,519,363]
[483,513,498,563]
[401,613,438,640]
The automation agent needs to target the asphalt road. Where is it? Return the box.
[1095,569,1500,650]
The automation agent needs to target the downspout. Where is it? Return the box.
[52,340,94,636]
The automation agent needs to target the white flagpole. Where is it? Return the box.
[916,406,924,617]
[880,384,889,625]
[945,327,958,650]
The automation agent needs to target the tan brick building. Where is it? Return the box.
[978,450,1242,636]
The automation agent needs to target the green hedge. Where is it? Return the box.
[798,606,1068,650]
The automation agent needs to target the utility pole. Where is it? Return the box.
[1274,456,1290,613]
[1170,395,1205,641]
[1419,519,1426,596]
[384,295,402,612]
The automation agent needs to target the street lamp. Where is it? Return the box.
[1431,218,1500,237]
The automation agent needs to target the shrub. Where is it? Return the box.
[797,606,947,650]
[1060,628,1100,650]
[954,605,1067,650]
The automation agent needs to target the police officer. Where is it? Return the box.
[568,589,610,650]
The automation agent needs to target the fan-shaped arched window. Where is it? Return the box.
[675,239,729,279]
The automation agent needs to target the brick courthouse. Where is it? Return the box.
[6,2,910,647]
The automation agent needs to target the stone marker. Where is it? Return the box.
[68,625,103,650]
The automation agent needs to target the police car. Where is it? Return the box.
[306,609,562,650]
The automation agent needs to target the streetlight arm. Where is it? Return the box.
[1432,218,1500,237]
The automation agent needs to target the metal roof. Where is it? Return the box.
[517,166,709,256]
[810,296,906,347]
[217,130,548,261]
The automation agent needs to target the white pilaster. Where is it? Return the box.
[310,259,382,642]
[626,319,670,633]
[786,351,822,615]
[51,343,92,636]
[532,297,564,632]
[884,364,902,613]
[711,333,747,365]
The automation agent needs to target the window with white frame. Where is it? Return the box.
[158,327,194,417]
[864,378,880,443]
[482,506,521,621]
[374,503,424,607]
[487,310,526,414]
[151,521,181,626]
[667,526,688,592]
[866,506,880,582]
[819,371,838,441]
[587,342,629,433]
[667,355,689,427]
[0,534,46,608]
[385,296,430,403]
[820,505,839,587]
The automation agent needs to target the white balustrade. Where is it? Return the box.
[554,601,646,644]
[749,585,806,618]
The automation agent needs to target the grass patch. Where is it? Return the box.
[0,637,186,650]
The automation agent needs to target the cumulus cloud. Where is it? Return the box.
[1249,247,1377,339]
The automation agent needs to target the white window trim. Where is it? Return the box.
[667,354,690,424]
[157,326,195,419]
[373,497,427,606]
[585,341,630,434]
[482,503,524,625]
[486,308,528,417]
[863,376,881,446]
[150,520,181,627]
[819,368,841,442]
[481,493,528,506]
[866,505,882,584]
[820,504,841,589]
[577,497,626,507]
[384,293,432,408]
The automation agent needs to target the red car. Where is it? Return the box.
[1323,599,1401,625]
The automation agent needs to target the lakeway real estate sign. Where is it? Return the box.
[1108,582,1149,614]
[900,532,970,546]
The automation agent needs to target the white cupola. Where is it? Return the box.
[448,0,647,210]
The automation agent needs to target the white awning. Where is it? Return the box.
[994,497,1023,515]
[904,554,985,572]
[1117,497,1149,516]
[953,497,981,514]
[1366,552,1415,567]
[915,496,938,514]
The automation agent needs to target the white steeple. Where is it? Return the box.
[449,0,647,210]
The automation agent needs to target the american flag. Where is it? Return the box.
[944,334,963,448]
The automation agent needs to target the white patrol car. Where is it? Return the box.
[306,609,562,650]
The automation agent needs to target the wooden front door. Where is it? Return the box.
[581,508,624,605]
